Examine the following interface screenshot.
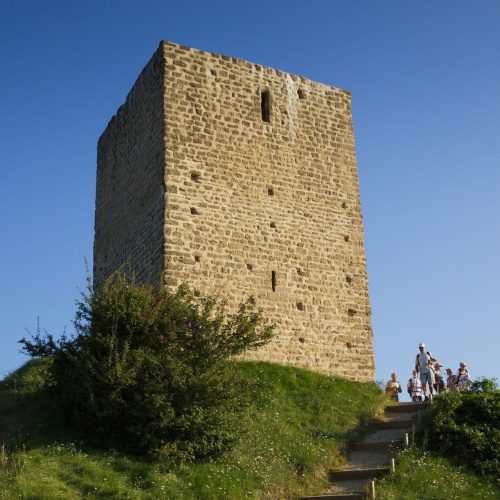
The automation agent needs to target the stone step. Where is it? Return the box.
[329,466,390,481]
[350,440,402,452]
[372,418,416,430]
[385,402,429,413]
[301,494,364,500]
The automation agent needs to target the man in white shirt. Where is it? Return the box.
[415,342,434,400]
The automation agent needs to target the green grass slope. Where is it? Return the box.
[0,359,382,499]
[376,448,500,500]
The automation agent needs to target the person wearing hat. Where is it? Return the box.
[433,361,445,393]
[415,342,435,400]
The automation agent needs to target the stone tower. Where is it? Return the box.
[94,41,374,382]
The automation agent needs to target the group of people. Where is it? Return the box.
[384,342,471,402]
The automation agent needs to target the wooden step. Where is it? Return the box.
[301,494,364,500]
[350,440,402,452]
[385,402,429,413]
[329,466,390,481]
[372,418,415,429]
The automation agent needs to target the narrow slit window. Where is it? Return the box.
[261,90,271,122]
[271,270,277,291]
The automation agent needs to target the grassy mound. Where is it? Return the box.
[376,448,500,500]
[0,359,381,499]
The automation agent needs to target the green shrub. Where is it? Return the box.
[19,273,274,460]
[418,378,499,477]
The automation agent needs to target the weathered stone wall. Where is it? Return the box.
[94,41,375,382]
[94,48,165,288]
[160,42,374,381]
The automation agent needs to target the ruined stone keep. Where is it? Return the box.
[94,41,374,382]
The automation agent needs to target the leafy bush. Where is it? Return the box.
[418,378,500,477]
[19,274,274,460]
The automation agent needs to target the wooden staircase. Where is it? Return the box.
[301,401,429,499]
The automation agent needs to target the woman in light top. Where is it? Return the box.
[456,362,471,391]
[407,370,423,402]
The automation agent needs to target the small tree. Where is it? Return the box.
[20,273,274,460]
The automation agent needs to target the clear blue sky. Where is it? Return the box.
[1,1,499,394]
